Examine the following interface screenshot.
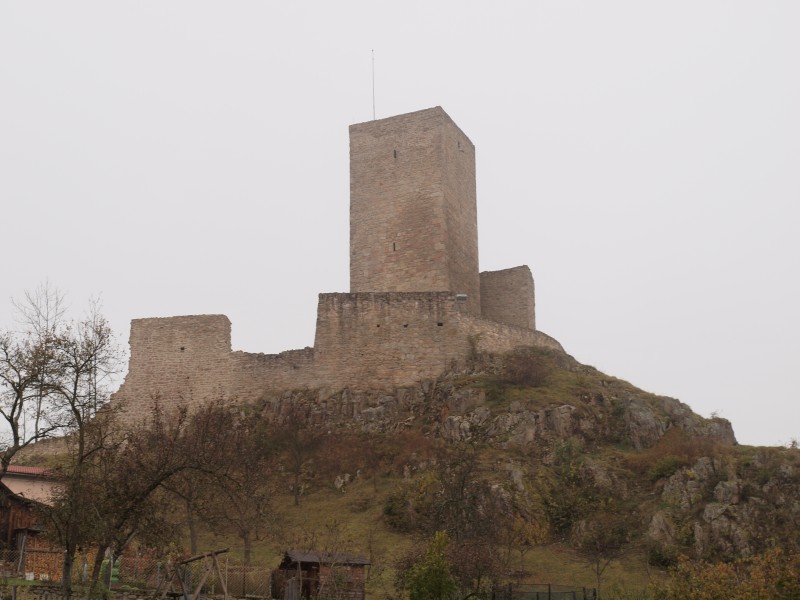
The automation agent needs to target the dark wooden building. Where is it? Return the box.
[0,481,46,574]
[273,550,371,600]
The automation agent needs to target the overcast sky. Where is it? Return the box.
[1,2,798,446]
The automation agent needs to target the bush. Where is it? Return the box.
[501,348,555,387]
[626,428,723,478]
[647,455,683,482]
[383,487,414,532]
[403,532,456,600]
[647,540,678,568]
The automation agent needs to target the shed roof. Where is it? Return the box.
[283,550,371,566]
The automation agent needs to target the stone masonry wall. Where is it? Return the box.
[313,292,560,391]
[313,292,470,390]
[228,347,317,403]
[113,315,233,420]
[480,265,536,330]
[112,297,562,419]
[349,107,480,315]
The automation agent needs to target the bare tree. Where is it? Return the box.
[200,411,277,566]
[41,303,121,595]
[81,404,195,597]
[163,468,206,555]
[43,399,227,599]
[572,509,636,597]
[274,407,322,506]
[0,284,66,473]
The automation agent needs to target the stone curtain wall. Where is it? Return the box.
[112,297,562,419]
[229,347,316,403]
[349,107,480,315]
[480,266,536,330]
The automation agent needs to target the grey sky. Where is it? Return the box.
[1,1,797,446]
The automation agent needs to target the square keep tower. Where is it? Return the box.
[349,107,480,315]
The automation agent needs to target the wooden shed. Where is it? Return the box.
[0,480,46,574]
[273,550,371,600]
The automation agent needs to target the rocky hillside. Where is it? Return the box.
[250,347,798,569]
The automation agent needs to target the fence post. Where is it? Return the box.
[107,555,114,591]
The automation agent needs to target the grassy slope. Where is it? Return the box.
[193,473,668,598]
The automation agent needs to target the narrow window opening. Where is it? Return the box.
[403,324,408,328]
[393,149,397,159]
[180,346,185,352]
[437,322,444,327]
[376,324,380,328]
[393,242,396,251]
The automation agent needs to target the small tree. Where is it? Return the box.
[274,407,322,506]
[50,306,121,594]
[404,532,456,600]
[572,509,635,597]
[44,399,229,598]
[200,411,276,565]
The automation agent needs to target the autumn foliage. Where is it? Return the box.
[664,548,800,600]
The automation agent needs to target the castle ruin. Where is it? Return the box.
[112,107,562,417]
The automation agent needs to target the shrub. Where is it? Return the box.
[383,487,414,532]
[626,428,723,478]
[647,540,679,568]
[501,348,555,387]
[647,455,683,482]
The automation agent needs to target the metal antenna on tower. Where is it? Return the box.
[372,49,376,120]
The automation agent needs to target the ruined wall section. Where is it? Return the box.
[113,315,234,418]
[349,107,480,315]
[480,266,536,330]
[228,347,317,403]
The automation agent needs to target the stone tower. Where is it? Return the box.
[349,107,481,315]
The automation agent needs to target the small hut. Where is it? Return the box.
[0,482,45,574]
[0,466,59,578]
[274,550,371,600]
